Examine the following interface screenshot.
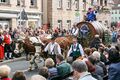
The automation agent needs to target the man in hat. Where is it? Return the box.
[44,35,61,63]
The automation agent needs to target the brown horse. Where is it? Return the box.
[40,35,74,58]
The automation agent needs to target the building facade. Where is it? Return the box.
[0,0,42,30]
[92,0,113,28]
[43,0,92,30]
[111,0,120,23]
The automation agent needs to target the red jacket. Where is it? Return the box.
[1,78,12,80]
[4,34,11,44]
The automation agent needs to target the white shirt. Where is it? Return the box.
[71,28,79,36]
[44,42,61,55]
[67,43,84,57]
[79,72,97,80]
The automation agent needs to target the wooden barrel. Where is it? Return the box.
[77,21,107,47]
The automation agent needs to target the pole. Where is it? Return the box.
[19,0,22,29]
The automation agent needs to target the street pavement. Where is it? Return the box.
[0,58,44,80]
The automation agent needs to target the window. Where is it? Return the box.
[112,17,114,20]
[0,0,6,3]
[17,0,20,6]
[67,20,71,29]
[0,0,10,4]
[119,17,120,20]
[100,0,103,6]
[115,11,117,14]
[91,0,94,5]
[75,0,79,11]
[99,21,102,23]
[119,10,120,14]
[17,0,25,6]
[30,0,37,7]
[105,20,108,25]
[112,11,113,14]
[57,0,62,9]
[67,0,71,10]
[104,0,107,6]
[58,20,62,29]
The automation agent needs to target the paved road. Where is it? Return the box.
[0,59,44,80]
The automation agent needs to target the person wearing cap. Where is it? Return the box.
[71,23,79,37]
[0,29,4,62]
[3,30,12,59]
[67,37,84,61]
[44,35,61,63]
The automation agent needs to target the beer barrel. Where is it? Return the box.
[77,21,107,47]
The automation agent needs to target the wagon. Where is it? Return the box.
[77,21,108,47]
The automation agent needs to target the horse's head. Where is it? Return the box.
[14,39,24,54]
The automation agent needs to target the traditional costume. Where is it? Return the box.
[0,30,4,61]
[44,36,61,63]
[67,43,84,60]
[4,32,12,59]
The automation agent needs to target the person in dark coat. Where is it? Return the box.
[90,35,101,50]
[108,48,120,80]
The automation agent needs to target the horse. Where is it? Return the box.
[40,35,75,58]
[14,36,45,70]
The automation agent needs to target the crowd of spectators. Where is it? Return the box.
[0,42,120,80]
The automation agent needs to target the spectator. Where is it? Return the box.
[84,48,92,57]
[0,29,4,62]
[39,67,49,79]
[0,65,11,80]
[91,47,97,53]
[45,58,58,77]
[108,48,120,80]
[90,34,101,50]
[12,71,26,80]
[72,60,96,80]
[31,75,46,80]
[92,51,107,78]
[88,54,104,79]
[56,54,72,78]
[98,47,107,64]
